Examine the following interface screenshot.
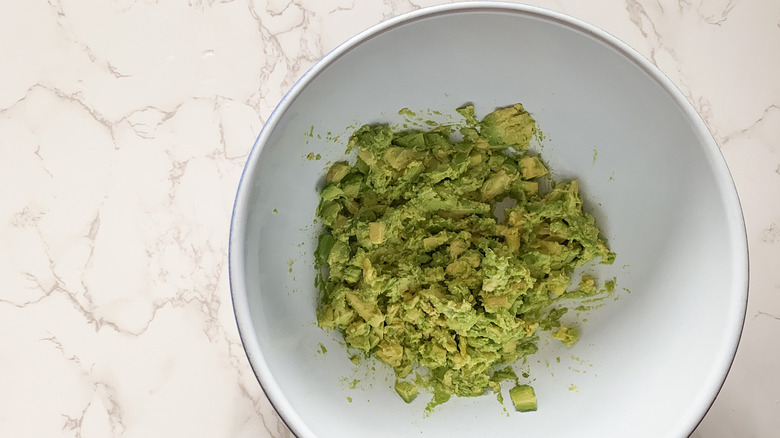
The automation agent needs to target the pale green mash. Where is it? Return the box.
[314,103,615,411]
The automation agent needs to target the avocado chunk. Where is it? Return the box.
[479,103,535,149]
[551,326,579,346]
[326,162,350,182]
[519,156,548,179]
[395,380,419,403]
[509,384,537,412]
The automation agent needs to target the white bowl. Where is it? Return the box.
[229,3,748,437]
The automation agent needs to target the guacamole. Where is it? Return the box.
[314,103,614,410]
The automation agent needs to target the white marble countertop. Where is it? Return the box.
[1,0,777,437]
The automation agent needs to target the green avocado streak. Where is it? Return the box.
[314,103,615,410]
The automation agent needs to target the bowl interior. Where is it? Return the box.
[232,6,746,438]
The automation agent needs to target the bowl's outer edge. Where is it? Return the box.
[228,2,750,437]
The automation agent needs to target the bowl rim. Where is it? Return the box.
[228,2,749,437]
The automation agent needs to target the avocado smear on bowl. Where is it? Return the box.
[314,103,615,411]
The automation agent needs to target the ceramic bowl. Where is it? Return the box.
[229,3,748,437]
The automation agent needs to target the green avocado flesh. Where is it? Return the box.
[314,103,615,410]
[509,384,538,412]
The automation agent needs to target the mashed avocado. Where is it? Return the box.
[314,103,615,410]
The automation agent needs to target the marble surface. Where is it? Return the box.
[0,0,777,436]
